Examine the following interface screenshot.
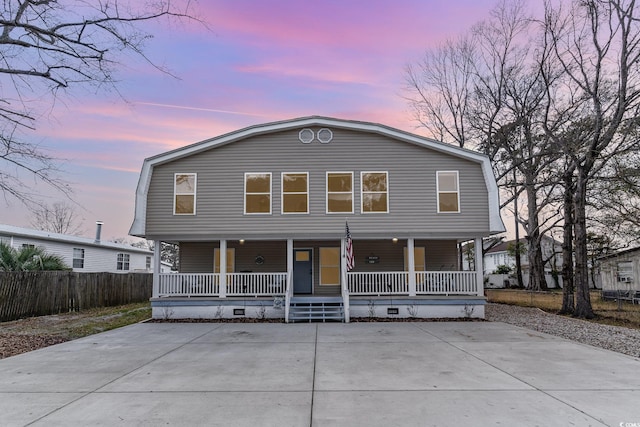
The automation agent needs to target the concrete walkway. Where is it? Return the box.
[1,321,639,426]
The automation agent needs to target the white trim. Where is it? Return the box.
[129,116,505,235]
[436,170,460,214]
[326,171,354,214]
[360,171,389,214]
[281,172,309,215]
[173,173,197,216]
[244,172,272,215]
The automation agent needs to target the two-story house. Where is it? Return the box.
[130,116,505,321]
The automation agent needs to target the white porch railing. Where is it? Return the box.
[347,271,479,296]
[158,273,220,296]
[158,272,287,297]
[416,271,478,295]
[348,272,409,295]
[226,272,287,296]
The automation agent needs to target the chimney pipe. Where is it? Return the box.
[95,221,103,244]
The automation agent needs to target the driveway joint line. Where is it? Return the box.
[24,323,225,426]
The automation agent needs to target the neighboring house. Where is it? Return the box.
[483,236,562,276]
[464,236,563,288]
[130,116,505,321]
[0,223,156,273]
[598,247,640,300]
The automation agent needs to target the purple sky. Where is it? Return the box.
[1,0,501,241]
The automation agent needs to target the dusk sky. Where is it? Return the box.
[1,0,506,241]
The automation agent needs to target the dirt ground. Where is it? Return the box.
[0,304,151,359]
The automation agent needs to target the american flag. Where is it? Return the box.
[345,221,354,271]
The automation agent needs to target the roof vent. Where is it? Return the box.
[317,128,333,143]
[299,128,314,144]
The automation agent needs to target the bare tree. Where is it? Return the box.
[0,0,199,207]
[406,0,554,291]
[29,201,84,235]
[542,0,640,318]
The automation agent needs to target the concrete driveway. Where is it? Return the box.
[1,321,639,427]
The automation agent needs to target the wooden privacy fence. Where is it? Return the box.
[0,272,152,322]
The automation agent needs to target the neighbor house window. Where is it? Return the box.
[437,171,460,213]
[73,248,85,269]
[174,173,197,215]
[117,253,130,271]
[146,256,151,270]
[22,243,35,249]
[245,173,272,214]
[361,171,388,213]
[282,172,309,214]
[617,261,633,282]
[327,172,353,214]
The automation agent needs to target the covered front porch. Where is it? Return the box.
[150,237,485,321]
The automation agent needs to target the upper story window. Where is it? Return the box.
[282,172,309,214]
[146,256,151,270]
[327,172,353,214]
[174,173,197,215]
[361,171,388,213]
[437,171,460,213]
[73,248,85,269]
[117,253,130,271]
[245,173,272,214]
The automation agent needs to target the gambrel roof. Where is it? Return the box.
[129,116,505,236]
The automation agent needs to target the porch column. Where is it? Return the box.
[219,239,227,298]
[474,237,484,296]
[287,239,294,287]
[152,240,161,298]
[407,238,416,296]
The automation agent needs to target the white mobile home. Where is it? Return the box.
[0,224,156,273]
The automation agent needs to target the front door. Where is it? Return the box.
[293,249,313,294]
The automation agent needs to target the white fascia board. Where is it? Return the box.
[128,116,506,236]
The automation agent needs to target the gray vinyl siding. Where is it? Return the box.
[146,127,490,240]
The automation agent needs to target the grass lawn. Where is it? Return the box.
[486,289,640,330]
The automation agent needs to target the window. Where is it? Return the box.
[73,248,85,269]
[146,256,151,270]
[617,261,633,282]
[327,172,353,214]
[117,253,130,271]
[437,171,460,213]
[282,172,308,214]
[22,243,35,249]
[174,173,197,215]
[214,248,235,273]
[320,247,340,285]
[245,173,272,214]
[404,247,426,271]
[361,172,388,213]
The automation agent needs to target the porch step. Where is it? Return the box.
[289,297,344,323]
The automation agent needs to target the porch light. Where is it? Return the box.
[392,237,398,243]
[239,239,245,245]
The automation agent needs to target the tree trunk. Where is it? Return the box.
[525,176,548,291]
[573,170,595,318]
[513,188,524,288]
[560,170,574,314]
